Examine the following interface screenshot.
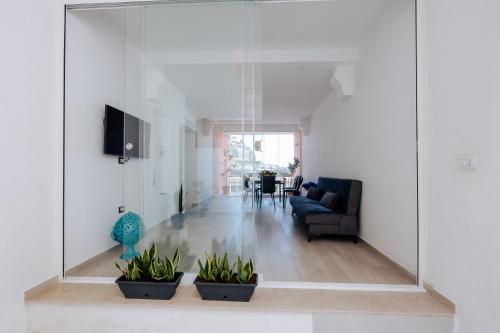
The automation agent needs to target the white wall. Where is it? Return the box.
[195,121,215,204]
[302,0,417,274]
[424,0,500,332]
[28,304,312,333]
[0,1,61,332]
[64,7,190,269]
[64,4,221,270]
[4,1,500,332]
[27,303,455,333]
[64,8,138,269]
[182,116,216,208]
[145,71,189,221]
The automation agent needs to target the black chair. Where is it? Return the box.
[242,177,252,204]
[259,175,277,209]
[283,175,303,208]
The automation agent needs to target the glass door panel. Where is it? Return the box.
[138,0,255,272]
[64,7,128,277]
[122,5,146,264]
[63,0,417,286]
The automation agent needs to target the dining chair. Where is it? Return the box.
[242,176,255,204]
[260,175,277,209]
[283,175,303,208]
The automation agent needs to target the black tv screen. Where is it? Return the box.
[103,105,150,158]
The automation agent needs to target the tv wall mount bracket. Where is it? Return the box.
[118,156,130,164]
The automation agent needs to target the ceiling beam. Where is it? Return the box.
[146,48,358,65]
[330,63,355,100]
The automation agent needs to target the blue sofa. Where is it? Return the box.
[290,177,362,242]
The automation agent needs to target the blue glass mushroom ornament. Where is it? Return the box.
[110,212,145,260]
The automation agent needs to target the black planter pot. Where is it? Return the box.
[116,272,184,300]
[193,274,258,302]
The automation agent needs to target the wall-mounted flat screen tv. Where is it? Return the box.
[103,105,150,158]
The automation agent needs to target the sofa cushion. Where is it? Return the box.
[302,182,317,191]
[319,192,339,209]
[317,177,352,212]
[293,202,333,217]
[305,213,343,225]
[289,196,320,207]
[306,187,324,201]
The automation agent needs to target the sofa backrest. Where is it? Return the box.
[317,177,362,215]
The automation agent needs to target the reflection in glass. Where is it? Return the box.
[64,0,418,285]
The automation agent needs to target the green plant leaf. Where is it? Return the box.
[149,243,157,261]
[172,248,180,268]
[196,252,253,283]
[116,243,181,281]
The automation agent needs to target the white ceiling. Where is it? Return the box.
[144,2,243,53]
[162,64,243,120]
[145,0,389,51]
[261,0,389,49]
[143,0,391,124]
[262,62,335,123]
[161,61,336,123]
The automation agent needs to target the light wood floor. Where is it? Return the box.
[66,195,415,285]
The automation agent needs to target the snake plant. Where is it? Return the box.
[116,243,181,282]
[235,256,254,284]
[150,248,180,281]
[197,253,231,282]
[197,252,254,284]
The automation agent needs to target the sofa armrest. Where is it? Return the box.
[339,215,358,234]
[346,180,362,216]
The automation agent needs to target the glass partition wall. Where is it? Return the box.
[64,1,257,277]
[64,0,418,286]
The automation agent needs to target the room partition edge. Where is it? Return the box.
[62,0,423,291]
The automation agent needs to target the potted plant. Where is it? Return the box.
[115,243,183,300]
[287,158,300,176]
[221,166,231,195]
[221,144,231,195]
[194,253,257,302]
[260,170,277,177]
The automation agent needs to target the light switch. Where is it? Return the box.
[457,158,477,170]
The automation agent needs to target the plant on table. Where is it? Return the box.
[260,170,277,177]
